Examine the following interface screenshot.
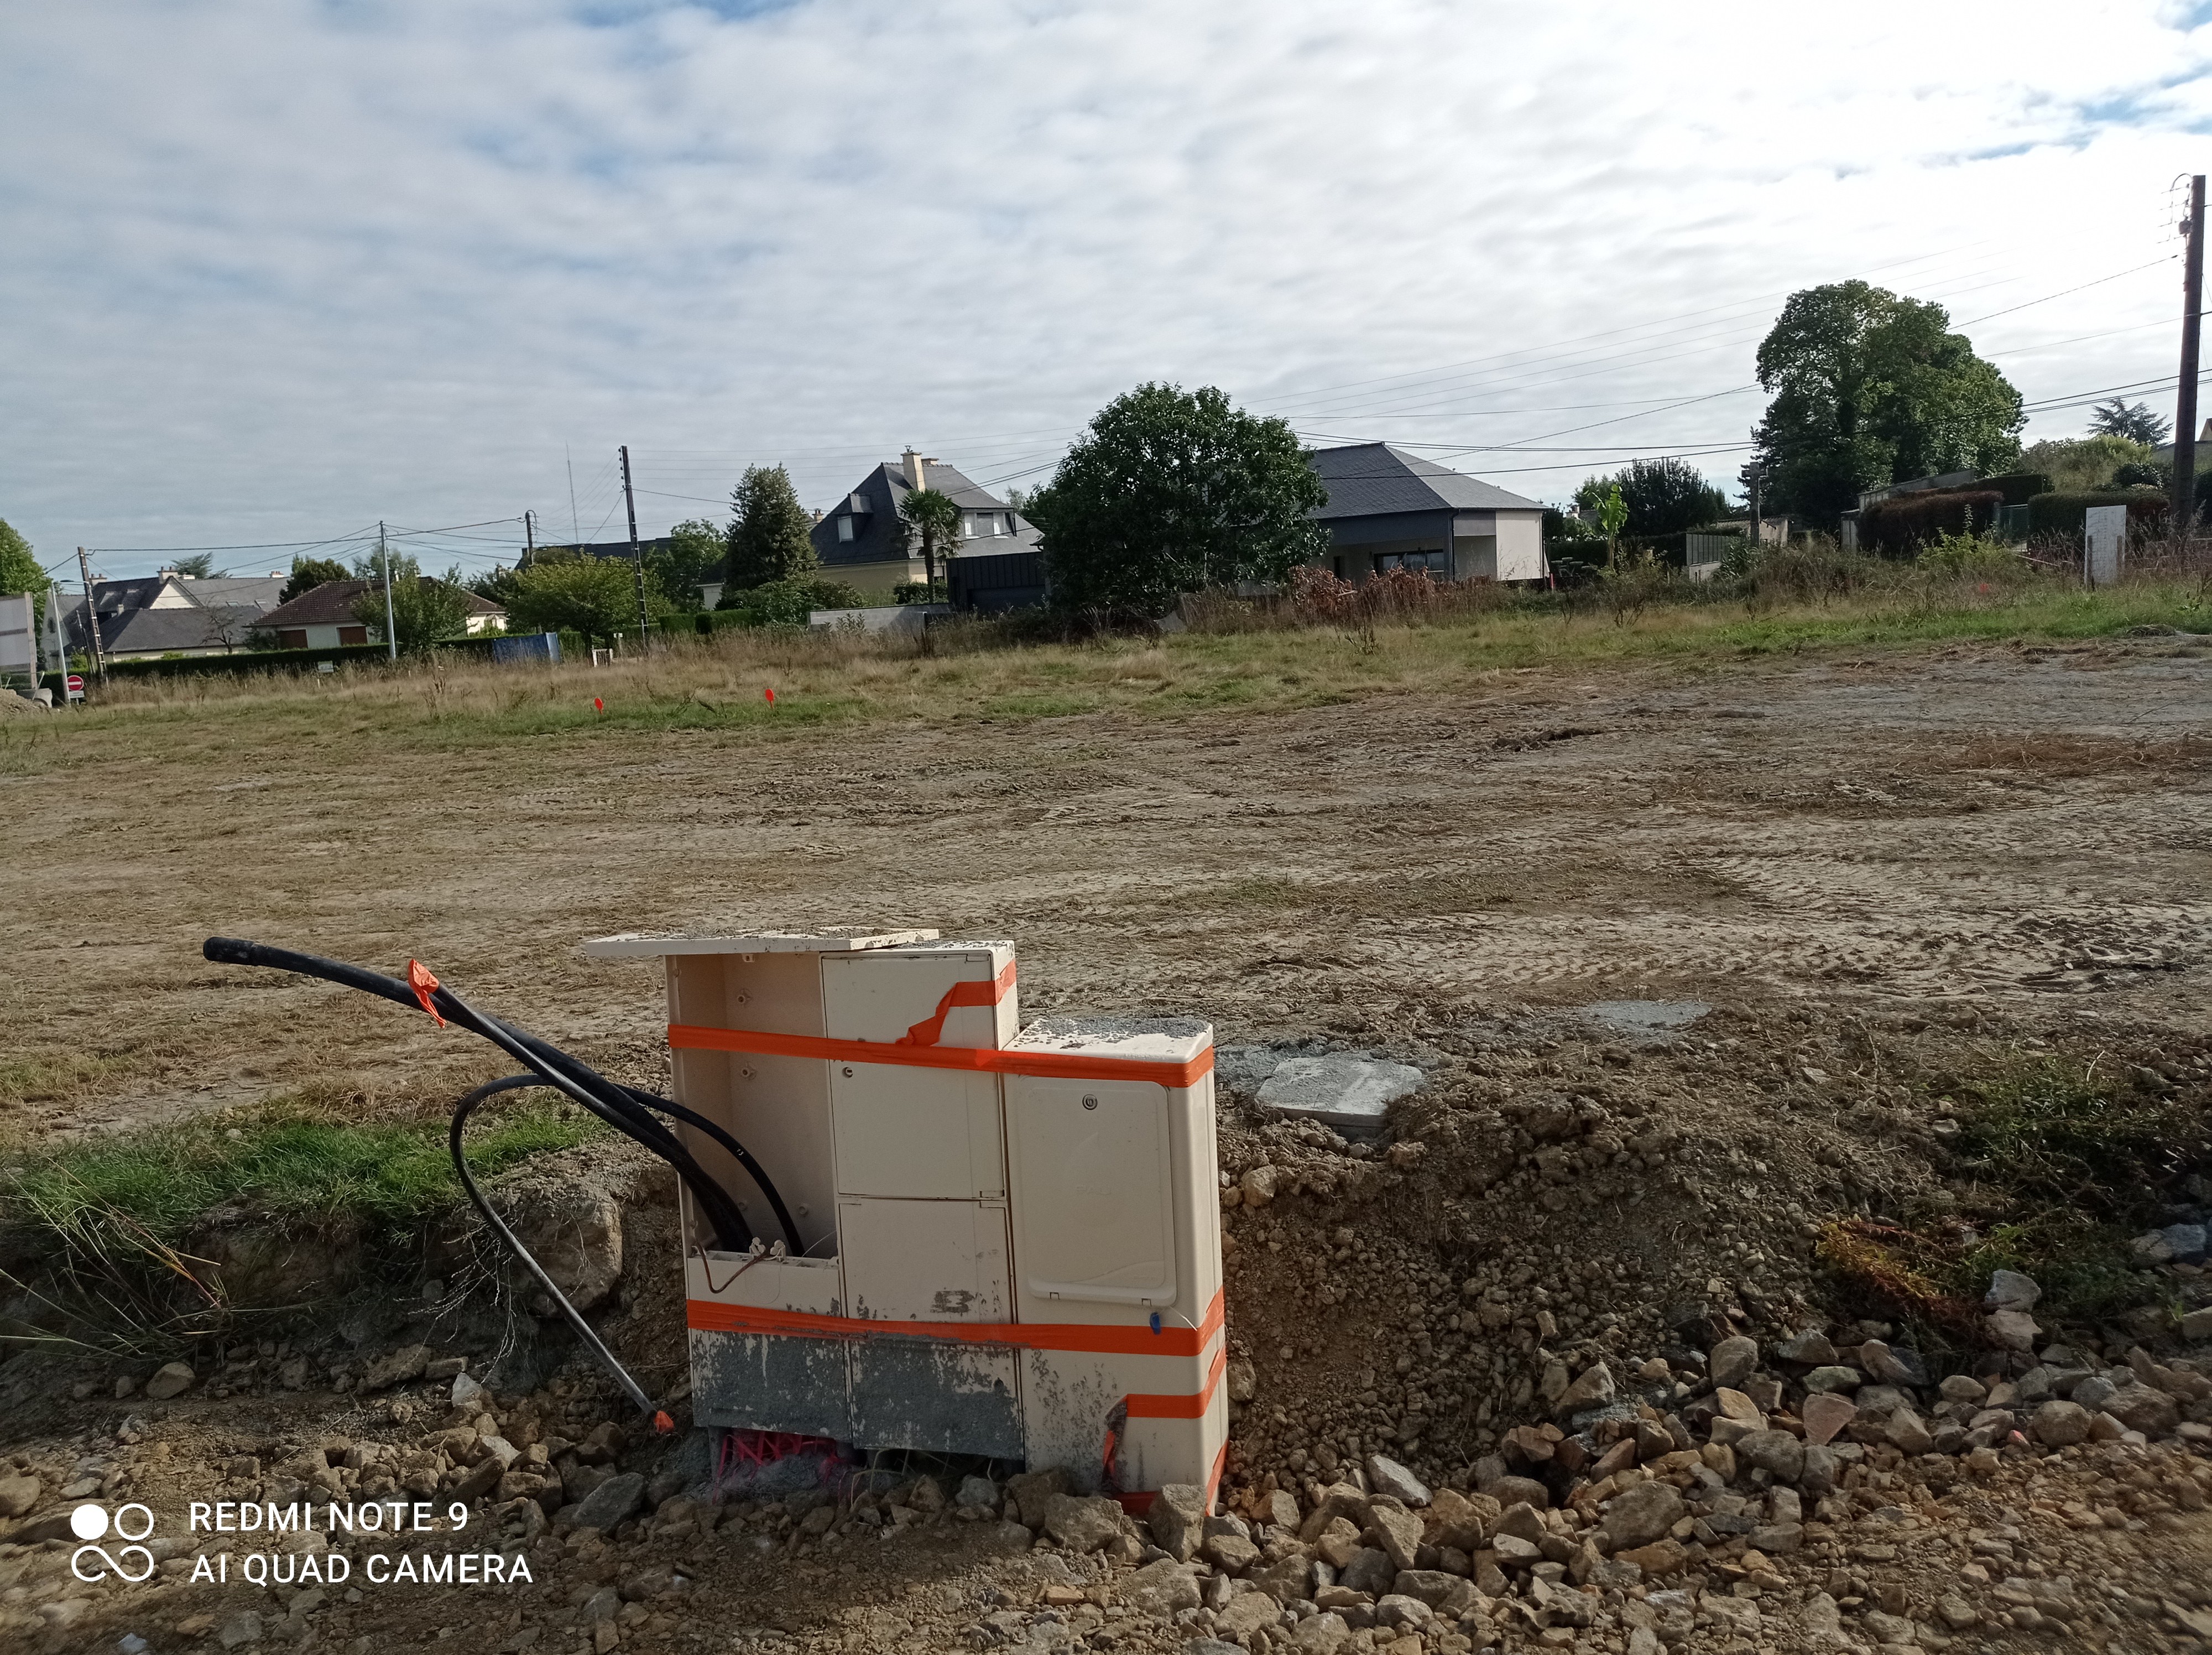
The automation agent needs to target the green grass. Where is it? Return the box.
[8,573,2204,772]
[1818,1050,2206,1340]
[5,1093,605,1246]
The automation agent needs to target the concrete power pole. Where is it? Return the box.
[380,522,398,661]
[75,547,106,684]
[620,445,650,650]
[2174,173,2205,542]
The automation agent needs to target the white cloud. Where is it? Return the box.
[3,0,2208,573]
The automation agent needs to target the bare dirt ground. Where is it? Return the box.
[4,634,2209,1135]
[3,634,2212,1655]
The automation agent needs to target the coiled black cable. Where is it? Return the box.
[201,936,807,1418]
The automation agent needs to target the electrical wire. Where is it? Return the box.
[200,935,806,1415]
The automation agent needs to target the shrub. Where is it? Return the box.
[2109,461,2167,490]
[714,577,866,628]
[1858,490,2002,555]
[1917,529,2021,577]
[892,580,947,605]
[2025,490,2170,537]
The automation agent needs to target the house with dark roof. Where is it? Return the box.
[253,579,505,650]
[1306,443,1548,583]
[64,570,291,660]
[702,448,1039,605]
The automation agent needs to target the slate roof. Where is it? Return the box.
[811,459,1039,569]
[102,606,269,657]
[1307,443,1543,518]
[255,579,503,628]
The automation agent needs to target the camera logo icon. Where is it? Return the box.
[69,1503,157,1583]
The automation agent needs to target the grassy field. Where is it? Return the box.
[2,570,2205,768]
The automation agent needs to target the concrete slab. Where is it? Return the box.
[1577,1000,1710,1042]
[1256,1055,1425,1135]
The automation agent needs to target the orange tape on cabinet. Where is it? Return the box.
[686,1288,1224,1357]
[895,959,1016,1047]
[668,1022,1213,1087]
[1123,1342,1227,1419]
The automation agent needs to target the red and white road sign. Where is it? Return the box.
[65,674,84,699]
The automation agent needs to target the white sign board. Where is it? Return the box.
[0,592,35,685]
[2084,504,2127,587]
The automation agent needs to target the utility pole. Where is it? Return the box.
[620,445,650,650]
[75,547,106,684]
[523,508,536,566]
[2174,173,2205,542]
[380,522,398,661]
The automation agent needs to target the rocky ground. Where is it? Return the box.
[2,638,2210,1652]
[3,992,2211,1655]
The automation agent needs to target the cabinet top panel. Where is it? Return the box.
[583,928,942,959]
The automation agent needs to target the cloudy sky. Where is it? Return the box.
[5,1,2210,580]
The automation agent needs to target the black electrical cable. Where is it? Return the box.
[199,938,803,1252]
[449,1075,659,1418]
[445,1076,655,1413]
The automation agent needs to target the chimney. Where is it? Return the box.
[902,447,926,491]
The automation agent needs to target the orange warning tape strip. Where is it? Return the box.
[896,960,1017,1047]
[1124,1343,1228,1419]
[667,1022,1214,1088]
[686,1287,1224,1357]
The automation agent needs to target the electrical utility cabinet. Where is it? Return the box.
[582,928,1228,1507]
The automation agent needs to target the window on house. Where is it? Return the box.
[1375,550,1447,575]
[837,516,855,542]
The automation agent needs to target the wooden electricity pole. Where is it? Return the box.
[620,445,650,650]
[2174,173,2205,540]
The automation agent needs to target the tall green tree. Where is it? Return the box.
[1749,281,2024,525]
[894,488,961,597]
[0,520,50,626]
[724,466,816,591]
[505,558,641,643]
[654,519,724,611]
[280,554,349,603]
[347,555,477,652]
[170,552,220,579]
[1026,383,1327,618]
[2089,397,2169,445]
[1618,457,1726,535]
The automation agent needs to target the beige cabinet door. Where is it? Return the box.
[1005,1075,1178,1308]
[829,1062,1005,1201]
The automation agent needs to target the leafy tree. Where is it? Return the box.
[1748,280,2024,525]
[724,466,816,591]
[505,556,641,644]
[170,552,220,579]
[0,519,50,623]
[280,554,349,604]
[1616,457,1726,535]
[466,564,524,611]
[2089,398,2170,445]
[894,488,961,597]
[1593,480,1628,566]
[654,519,723,612]
[2110,460,2167,489]
[1025,383,1327,618]
[347,554,478,652]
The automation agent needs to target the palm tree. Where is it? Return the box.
[898,488,961,599]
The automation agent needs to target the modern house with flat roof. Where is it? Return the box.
[1306,443,1548,582]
